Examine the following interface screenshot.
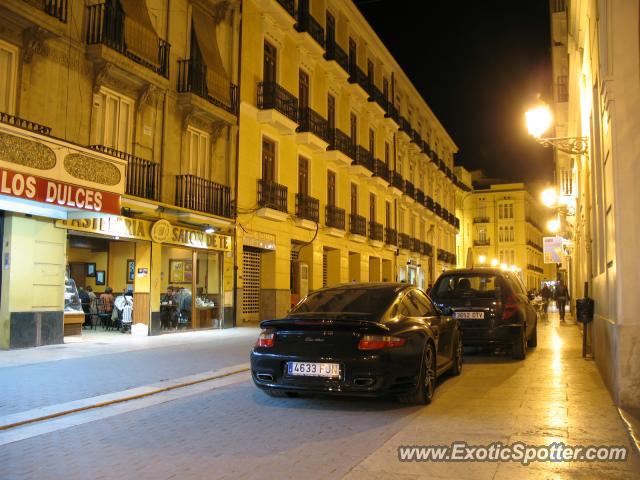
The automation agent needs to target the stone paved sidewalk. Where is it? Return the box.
[0,327,259,416]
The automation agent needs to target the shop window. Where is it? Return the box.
[186,126,210,178]
[0,40,18,114]
[93,87,134,153]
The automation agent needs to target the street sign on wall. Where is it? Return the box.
[543,236,563,263]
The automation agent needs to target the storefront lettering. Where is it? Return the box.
[0,167,120,215]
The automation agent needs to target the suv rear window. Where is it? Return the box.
[432,274,503,300]
[290,287,397,316]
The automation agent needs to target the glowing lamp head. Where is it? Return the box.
[500,263,508,271]
[490,259,499,267]
[478,255,487,264]
[547,219,561,233]
[525,104,553,138]
[541,187,558,208]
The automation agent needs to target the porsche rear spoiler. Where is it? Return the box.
[260,315,389,332]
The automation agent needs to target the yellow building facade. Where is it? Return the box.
[0,0,238,348]
[236,0,465,322]
[459,183,550,291]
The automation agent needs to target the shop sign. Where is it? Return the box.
[56,216,232,251]
[543,236,563,263]
[0,166,120,215]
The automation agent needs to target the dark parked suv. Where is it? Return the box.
[430,268,538,360]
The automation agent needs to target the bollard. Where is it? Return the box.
[575,281,594,358]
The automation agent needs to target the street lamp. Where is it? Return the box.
[478,255,487,265]
[547,218,561,234]
[525,102,589,156]
[490,258,499,267]
[541,187,558,208]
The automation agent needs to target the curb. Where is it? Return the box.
[618,408,640,457]
[0,364,250,431]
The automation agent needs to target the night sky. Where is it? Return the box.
[355,0,554,186]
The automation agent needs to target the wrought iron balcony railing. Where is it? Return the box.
[295,193,319,222]
[349,213,367,236]
[31,0,68,22]
[385,103,399,123]
[398,116,412,133]
[454,217,460,229]
[474,239,491,246]
[473,216,490,224]
[324,41,349,73]
[275,0,295,17]
[86,3,170,78]
[257,178,288,213]
[390,171,404,191]
[325,204,345,230]
[348,64,369,93]
[90,145,160,202]
[296,10,324,48]
[442,207,449,221]
[410,129,422,145]
[175,174,231,217]
[434,202,442,216]
[437,249,447,261]
[257,81,299,123]
[372,159,390,183]
[298,107,330,143]
[177,59,238,114]
[369,221,383,241]
[416,189,425,206]
[353,145,374,172]
[421,242,433,256]
[398,233,411,250]
[385,227,397,246]
[403,180,415,198]
[327,128,355,160]
[368,84,386,110]
[527,240,543,252]
[0,112,51,135]
[426,195,435,211]
[411,237,421,253]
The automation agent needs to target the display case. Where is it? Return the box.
[64,275,84,335]
[195,294,220,328]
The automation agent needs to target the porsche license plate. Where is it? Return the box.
[287,362,340,378]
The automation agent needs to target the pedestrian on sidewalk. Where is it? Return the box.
[555,280,570,322]
[540,284,552,319]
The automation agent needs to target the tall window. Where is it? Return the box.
[384,141,390,166]
[261,137,276,183]
[186,126,210,177]
[94,87,134,153]
[386,201,392,227]
[327,94,335,131]
[0,40,18,114]
[478,228,487,242]
[398,207,404,232]
[327,170,336,206]
[298,156,309,196]
[350,112,357,144]
[263,40,277,83]
[299,69,309,109]
[369,193,376,221]
[350,183,358,214]
[368,128,375,156]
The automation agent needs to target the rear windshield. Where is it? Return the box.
[432,274,502,300]
[290,288,397,316]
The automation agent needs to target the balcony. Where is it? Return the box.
[411,238,421,253]
[295,193,319,229]
[253,0,295,29]
[325,204,346,235]
[434,202,442,217]
[90,145,159,202]
[296,107,329,151]
[437,249,447,262]
[349,213,367,240]
[454,217,460,229]
[350,145,374,178]
[474,239,491,247]
[421,242,433,257]
[442,207,449,221]
[175,174,231,218]
[385,227,397,247]
[325,128,354,168]
[409,129,422,152]
[177,59,238,118]
[398,117,412,141]
[371,159,390,187]
[348,65,369,99]
[402,180,415,202]
[257,178,288,221]
[257,81,298,134]
[526,217,542,231]
[324,41,349,78]
[426,195,435,211]
[415,189,425,206]
[86,3,170,78]
[367,84,387,115]
[21,0,68,22]
[388,171,404,196]
[473,216,490,224]
[369,221,384,245]
[0,112,51,135]
[276,0,295,16]
[295,9,324,53]
[398,233,411,251]
[527,240,543,252]
[384,103,400,129]
[527,264,544,274]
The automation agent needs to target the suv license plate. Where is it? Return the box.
[455,311,485,319]
[287,362,340,378]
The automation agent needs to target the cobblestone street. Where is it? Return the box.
[0,315,637,479]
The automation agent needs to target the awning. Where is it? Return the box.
[192,4,231,105]
[119,0,160,67]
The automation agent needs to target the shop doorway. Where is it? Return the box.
[242,246,262,322]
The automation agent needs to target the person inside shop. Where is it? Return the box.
[86,286,97,329]
[78,287,91,328]
[161,286,178,329]
[177,288,192,329]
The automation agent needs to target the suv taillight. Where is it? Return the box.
[502,294,518,320]
[256,330,275,348]
[358,335,406,350]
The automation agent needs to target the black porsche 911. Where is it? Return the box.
[250,283,463,404]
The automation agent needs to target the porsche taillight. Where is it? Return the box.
[358,335,406,350]
[256,330,275,348]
